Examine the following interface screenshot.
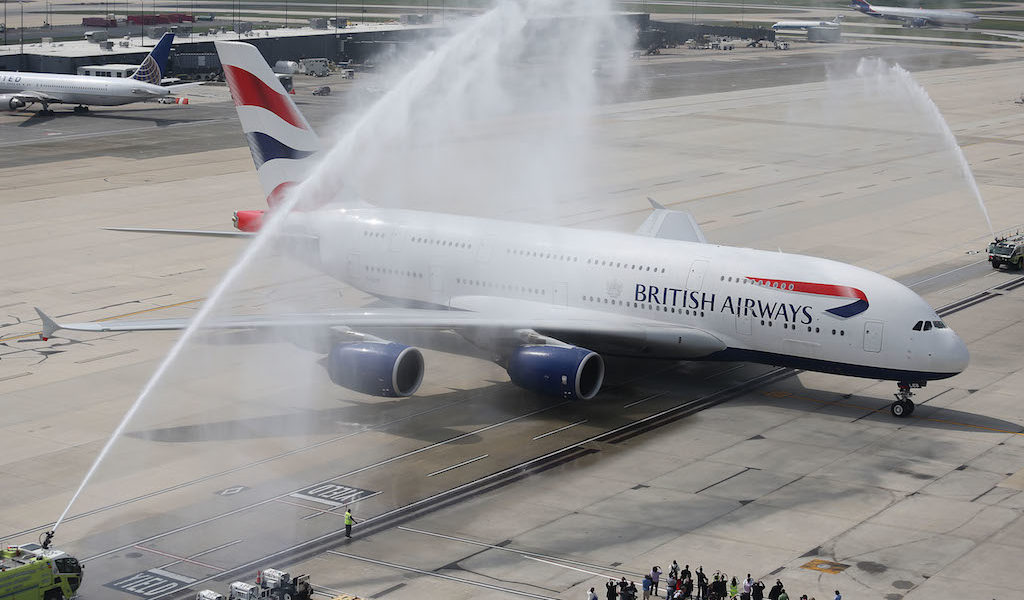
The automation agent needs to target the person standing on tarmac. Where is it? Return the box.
[344,507,358,538]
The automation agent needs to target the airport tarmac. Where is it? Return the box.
[1,39,1024,600]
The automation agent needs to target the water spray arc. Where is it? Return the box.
[52,0,624,538]
[855,58,994,238]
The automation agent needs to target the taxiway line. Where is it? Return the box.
[324,550,558,600]
[427,454,490,477]
[532,420,588,440]
[133,545,221,571]
[396,526,646,578]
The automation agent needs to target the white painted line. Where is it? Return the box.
[532,420,588,440]
[522,555,621,580]
[157,539,243,570]
[397,526,642,577]
[147,568,197,584]
[623,393,665,408]
[326,550,556,600]
[426,454,489,477]
[290,487,382,507]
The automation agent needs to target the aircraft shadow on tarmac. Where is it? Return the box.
[17,110,200,128]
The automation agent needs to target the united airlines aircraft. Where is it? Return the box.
[37,41,970,418]
[850,0,980,29]
[0,33,176,114]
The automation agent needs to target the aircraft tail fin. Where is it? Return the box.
[130,33,174,84]
[214,40,320,208]
[850,0,872,13]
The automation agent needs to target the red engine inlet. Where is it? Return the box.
[233,210,264,232]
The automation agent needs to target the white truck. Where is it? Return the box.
[196,568,314,600]
[299,58,330,77]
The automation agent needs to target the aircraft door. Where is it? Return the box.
[477,239,491,262]
[346,253,362,282]
[687,260,709,291]
[430,265,444,293]
[863,320,883,352]
[736,314,752,335]
[552,282,568,306]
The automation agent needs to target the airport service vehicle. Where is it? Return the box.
[38,40,970,419]
[312,85,331,96]
[0,543,83,600]
[299,58,330,77]
[0,33,177,114]
[987,234,1024,270]
[772,16,842,31]
[196,568,313,600]
[850,0,979,28]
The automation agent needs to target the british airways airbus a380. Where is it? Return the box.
[38,41,969,418]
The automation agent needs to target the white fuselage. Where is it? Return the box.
[0,71,169,106]
[772,20,840,30]
[857,4,980,27]
[305,207,968,382]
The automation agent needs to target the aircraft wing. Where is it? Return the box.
[36,297,727,359]
[13,90,63,106]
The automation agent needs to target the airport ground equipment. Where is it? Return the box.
[196,568,313,600]
[987,233,1024,270]
[0,542,83,600]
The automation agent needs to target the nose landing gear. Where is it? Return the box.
[891,381,923,417]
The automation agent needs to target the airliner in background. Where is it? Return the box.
[850,0,980,28]
[0,32,182,114]
[37,41,970,419]
[772,16,842,31]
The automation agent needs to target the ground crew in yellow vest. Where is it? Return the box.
[345,507,357,538]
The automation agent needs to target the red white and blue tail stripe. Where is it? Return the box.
[215,41,320,208]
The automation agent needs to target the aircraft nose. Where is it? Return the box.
[934,330,969,375]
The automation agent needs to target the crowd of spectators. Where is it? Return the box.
[585,562,842,600]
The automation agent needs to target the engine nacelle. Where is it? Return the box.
[233,209,264,232]
[0,94,27,111]
[507,345,605,400]
[326,342,424,397]
[908,17,928,27]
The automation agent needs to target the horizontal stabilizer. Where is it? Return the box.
[103,227,254,238]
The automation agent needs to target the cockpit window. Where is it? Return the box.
[923,321,932,331]
[933,321,947,329]
[913,321,923,331]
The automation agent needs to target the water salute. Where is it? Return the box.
[1,0,1023,599]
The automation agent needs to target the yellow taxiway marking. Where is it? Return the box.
[763,390,1024,436]
[801,559,850,574]
[0,298,202,342]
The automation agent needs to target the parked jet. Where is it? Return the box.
[0,32,178,114]
[850,0,979,28]
[37,41,970,418]
[772,16,842,31]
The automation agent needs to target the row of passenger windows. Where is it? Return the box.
[365,265,424,278]
[583,296,706,317]
[913,320,947,331]
[723,275,797,291]
[413,236,472,249]
[586,259,666,273]
[508,249,578,262]
[765,320,846,336]
[456,278,545,295]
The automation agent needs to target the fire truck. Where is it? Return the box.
[987,233,1024,270]
[0,542,83,600]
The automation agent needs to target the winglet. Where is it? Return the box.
[647,197,666,210]
[34,308,61,340]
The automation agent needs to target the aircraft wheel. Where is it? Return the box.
[905,399,915,415]
[73,105,89,113]
[890,400,909,418]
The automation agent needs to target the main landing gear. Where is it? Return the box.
[891,381,923,417]
[73,105,89,113]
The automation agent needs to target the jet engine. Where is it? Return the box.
[0,95,27,111]
[507,345,605,400]
[326,342,424,397]
[233,209,264,232]
[908,17,928,27]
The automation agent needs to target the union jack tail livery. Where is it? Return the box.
[130,33,175,85]
[215,40,320,209]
